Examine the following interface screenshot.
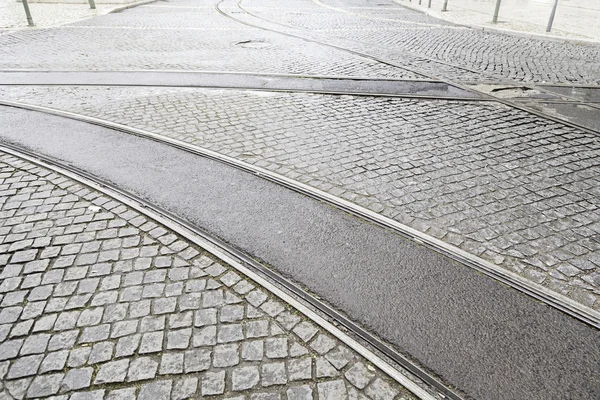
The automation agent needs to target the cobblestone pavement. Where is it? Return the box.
[240,0,600,84]
[1,85,598,311]
[0,0,116,30]
[0,1,419,79]
[0,150,417,399]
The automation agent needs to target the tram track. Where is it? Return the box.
[215,0,600,136]
[1,98,598,400]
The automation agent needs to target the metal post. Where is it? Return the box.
[88,0,96,9]
[428,0,432,8]
[419,0,422,5]
[442,0,448,12]
[21,0,34,27]
[492,0,502,23]
[546,0,559,32]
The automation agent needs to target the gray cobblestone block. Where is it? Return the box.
[4,376,32,399]
[10,320,33,337]
[213,344,239,368]
[288,357,312,381]
[11,249,37,263]
[65,294,92,310]
[124,271,143,287]
[128,357,158,382]
[167,328,192,350]
[186,279,207,294]
[39,350,68,373]
[0,277,21,293]
[221,305,244,323]
[178,293,202,311]
[54,311,80,331]
[65,267,87,281]
[140,331,164,354]
[326,346,354,370]
[115,334,141,358]
[48,330,78,351]
[77,278,100,294]
[88,342,114,364]
[310,334,336,355]
[91,290,118,306]
[159,353,184,375]
[168,311,193,329]
[232,365,260,391]
[234,280,255,295]
[345,362,375,389]
[79,324,110,343]
[153,297,177,314]
[67,347,90,368]
[103,303,128,323]
[77,307,104,327]
[172,377,197,400]
[202,290,224,308]
[242,339,264,361]
[201,371,225,396]
[193,325,217,347]
[318,380,347,400]
[165,282,183,297]
[71,389,105,400]
[316,358,339,378]
[246,320,270,338]
[194,308,217,327]
[184,348,211,373]
[60,367,92,392]
[129,300,151,318]
[138,380,172,400]
[262,362,287,387]
[111,320,138,339]
[276,312,301,331]
[26,287,52,306]
[100,275,121,291]
[144,270,166,284]
[246,290,268,308]
[266,338,288,359]
[287,385,314,400]
[20,333,50,355]
[7,354,43,378]
[32,314,57,333]
[106,387,136,400]
[140,316,165,332]
[0,307,21,324]
[290,342,309,357]
[21,274,42,290]
[143,283,165,299]
[26,372,63,398]
[218,324,244,343]
[364,378,398,400]
[94,359,129,384]
[53,282,77,297]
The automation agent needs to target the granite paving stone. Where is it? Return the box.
[0,151,415,399]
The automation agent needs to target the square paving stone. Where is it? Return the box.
[184,348,211,373]
[26,372,63,398]
[94,359,129,384]
[159,353,184,375]
[202,371,225,396]
[172,377,198,400]
[48,330,78,351]
[128,357,158,382]
[88,342,114,364]
[288,357,312,381]
[232,366,260,391]
[106,387,137,400]
[192,325,217,347]
[167,328,192,350]
[115,334,141,358]
[287,385,314,400]
[262,362,287,387]
[7,354,43,379]
[60,367,92,392]
[138,380,173,400]
[317,380,347,400]
[212,344,239,368]
[242,340,264,361]
[39,350,68,373]
[266,338,288,359]
[67,347,91,368]
[140,331,164,354]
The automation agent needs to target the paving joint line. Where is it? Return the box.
[0,142,445,400]
[1,98,598,332]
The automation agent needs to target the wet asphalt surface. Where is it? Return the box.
[0,107,598,400]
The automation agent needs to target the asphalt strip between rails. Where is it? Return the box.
[0,106,598,400]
